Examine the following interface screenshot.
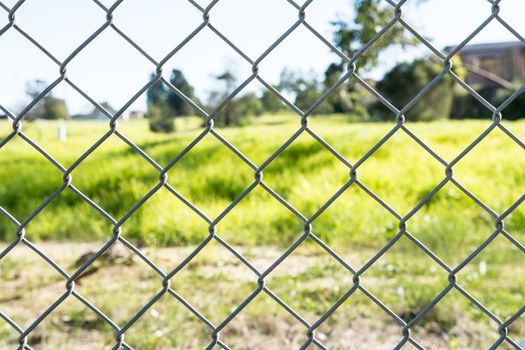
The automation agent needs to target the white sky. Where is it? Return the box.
[0,0,524,114]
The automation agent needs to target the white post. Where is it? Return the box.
[57,121,67,142]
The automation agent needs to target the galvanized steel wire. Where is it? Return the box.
[1,0,525,349]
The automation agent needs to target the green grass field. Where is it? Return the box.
[1,115,525,348]
[1,115,525,248]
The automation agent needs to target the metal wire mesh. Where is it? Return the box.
[1,0,525,349]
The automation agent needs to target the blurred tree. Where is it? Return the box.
[260,89,285,113]
[25,79,47,99]
[332,0,421,69]
[98,101,117,115]
[452,81,525,120]
[235,93,263,118]
[25,80,69,120]
[325,63,373,119]
[167,69,196,116]
[25,79,47,120]
[278,68,332,114]
[146,74,167,108]
[216,71,237,93]
[146,75,174,133]
[147,69,197,117]
[146,69,197,133]
[43,96,69,120]
[373,58,465,121]
[493,83,525,120]
[210,71,239,127]
[323,0,425,118]
[207,72,264,127]
[148,102,175,132]
[323,63,353,114]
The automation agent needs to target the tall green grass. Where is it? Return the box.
[1,115,524,260]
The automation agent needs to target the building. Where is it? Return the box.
[447,41,525,86]
[128,110,145,120]
[71,102,119,121]
[71,110,108,120]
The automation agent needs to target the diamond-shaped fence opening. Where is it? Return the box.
[453,127,525,210]
[208,0,298,59]
[168,241,260,326]
[1,0,525,349]
[357,235,450,323]
[457,234,525,320]
[123,292,213,349]
[409,182,496,267]
[118,185,211,249]
[111,0,204,62]
[314,288,405,349]
[0,136,64,221]
[165,133,256,218]
[219,293,310,349]
[262,131,350,216]
[20,295,115,349]
[0,243,65,329]
[161,26,255,111]
[311,184,398,265]
[65,29,153,111]
[0,30,58,109]
[13,0,105,61]
[215,185,305,263]
[355,129,445,214]
[70,241,164,326]
[69,133,161,217]
[263,241,354,321]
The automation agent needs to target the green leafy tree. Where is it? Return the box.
[323,1,425,118]
[332,0,417,70]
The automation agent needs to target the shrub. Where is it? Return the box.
[372,59,455,121]
[451,82,525,120]
[147,103,174,133]
[495,84,525,120]
[212,93,262,127]
[149,117,175,133]
[43,96,69,120]
[260,90,285,113]
[451,85,497,119]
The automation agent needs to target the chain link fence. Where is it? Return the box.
[1,0,525,349]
